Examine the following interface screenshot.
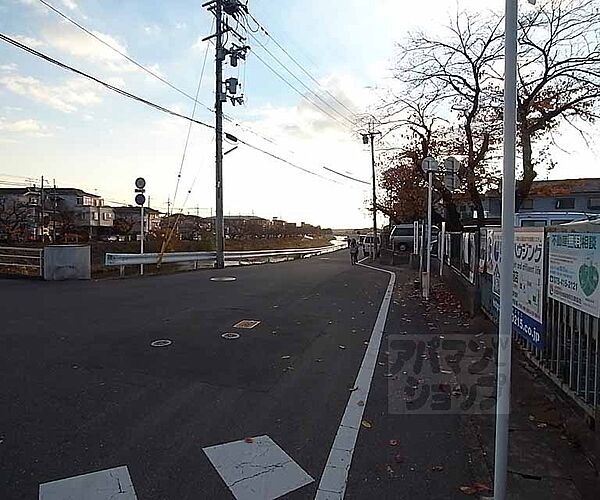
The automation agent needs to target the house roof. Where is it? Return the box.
[112,206,161,214]
[526,178,600,197]
[0,187,100,197]
[483,178,600,199]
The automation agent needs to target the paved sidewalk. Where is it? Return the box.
[391,267,600,499]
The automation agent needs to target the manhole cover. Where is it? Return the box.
[210,276,237,282]
[233,320,261,329]
[151,339,172,347]
[221,332,240,339]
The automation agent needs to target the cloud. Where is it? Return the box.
[0,74,101,113]
[42,26,134,73]
[0,63,18,72]
[143,25,161,36]
[175,22,187,30]
[60,0,78,10]
[11,34,45,47]
[0,118,52,137]
[192,36,210,51]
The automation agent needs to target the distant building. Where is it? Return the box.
[0,187,114,241]
[452,178,600,221]
[160,214,208,240]
[113,206,161,239]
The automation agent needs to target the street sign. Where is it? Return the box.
[135,193,146,206]
[421,156,439,173]
[443,157,461,192]
[135,177,146,189]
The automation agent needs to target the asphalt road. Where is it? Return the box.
[0,250,483,499]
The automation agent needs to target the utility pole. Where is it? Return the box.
[214,0,225,268]
[203,0,249,269]
[362,121,381,260]
[40,176,44,242]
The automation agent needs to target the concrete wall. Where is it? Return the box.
[44,245,91,280]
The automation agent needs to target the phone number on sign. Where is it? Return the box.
[549,275,578,291]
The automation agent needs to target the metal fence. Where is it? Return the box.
[0,246,43,277]
[105,242,346,275]
[444,228,599,420]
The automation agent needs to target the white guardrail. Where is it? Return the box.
[0,246,44,277]
[105,242,346,274]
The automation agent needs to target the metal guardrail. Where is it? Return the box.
[105,243,346,275]
[0,246,43,277]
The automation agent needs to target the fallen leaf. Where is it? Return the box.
[357,400,365,406]
[389,439,399,446]
[361,419,372,428]
[281,355,291,360]
[339,345,346,349]
[537,423,547,428]
[528,415,535,421]
[244,437,254,443]
[431,465,444,471]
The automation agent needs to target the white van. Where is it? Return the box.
[514,211,598,227]
[361,234,381,257]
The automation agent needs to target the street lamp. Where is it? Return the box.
[494,1,536,499]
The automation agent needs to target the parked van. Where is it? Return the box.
[361,234,380,257]
[514,211,598,227]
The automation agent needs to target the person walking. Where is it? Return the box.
[350,238,359,265]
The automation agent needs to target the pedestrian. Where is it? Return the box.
[350,238,358,265]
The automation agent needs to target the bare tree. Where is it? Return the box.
[0,198,30,242]
[391,10,505,220]
[516,0,600,204]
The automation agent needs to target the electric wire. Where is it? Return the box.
[0,34,366,188]
[243,25,356,128]
[247,11,358,119]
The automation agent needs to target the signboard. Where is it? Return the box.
[548,232,600,318]
[488,228,546,347]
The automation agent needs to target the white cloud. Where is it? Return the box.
[144,25,161,36]
[0,63,18,72]
[42,26,134,73]
[61,0,78,10]
[11,34,44,48]
[0,118,52,137]
[0,74,101,113]
[192,36,210,51]
[175,22,187,30]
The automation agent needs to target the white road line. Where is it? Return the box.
[39,466,137,500]
[203,435,314,500]
[315,262,395,500]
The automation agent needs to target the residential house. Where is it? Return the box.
[0,187,114,242]
[451,178,600,222]
[112,206,161,240]
[160,214,208,240]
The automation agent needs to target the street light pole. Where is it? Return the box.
[369,133,378,261]
[494,0,519,498]
[425,169,433,300]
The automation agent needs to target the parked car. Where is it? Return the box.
[390,224,414,252]
[361,234,381,257]
[514,211,599,227]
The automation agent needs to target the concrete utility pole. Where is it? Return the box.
[203,0,248,268]
[362,120,381,260]
[40,176,44,242]
[214,0,225,269]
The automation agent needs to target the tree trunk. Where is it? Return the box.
[517,120,537,210]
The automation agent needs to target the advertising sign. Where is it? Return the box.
[488,228,545,347]
[548,232,600,317]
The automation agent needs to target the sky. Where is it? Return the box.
[1,0,598,228]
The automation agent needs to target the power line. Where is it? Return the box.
[322,166,369,185]
[172,24,212,209]
[35,0,285,150]
[243,25,356,128]
[0,32,355,187]
[36,0,218,117]
[248,48,352,130]
[246,11,358,119]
